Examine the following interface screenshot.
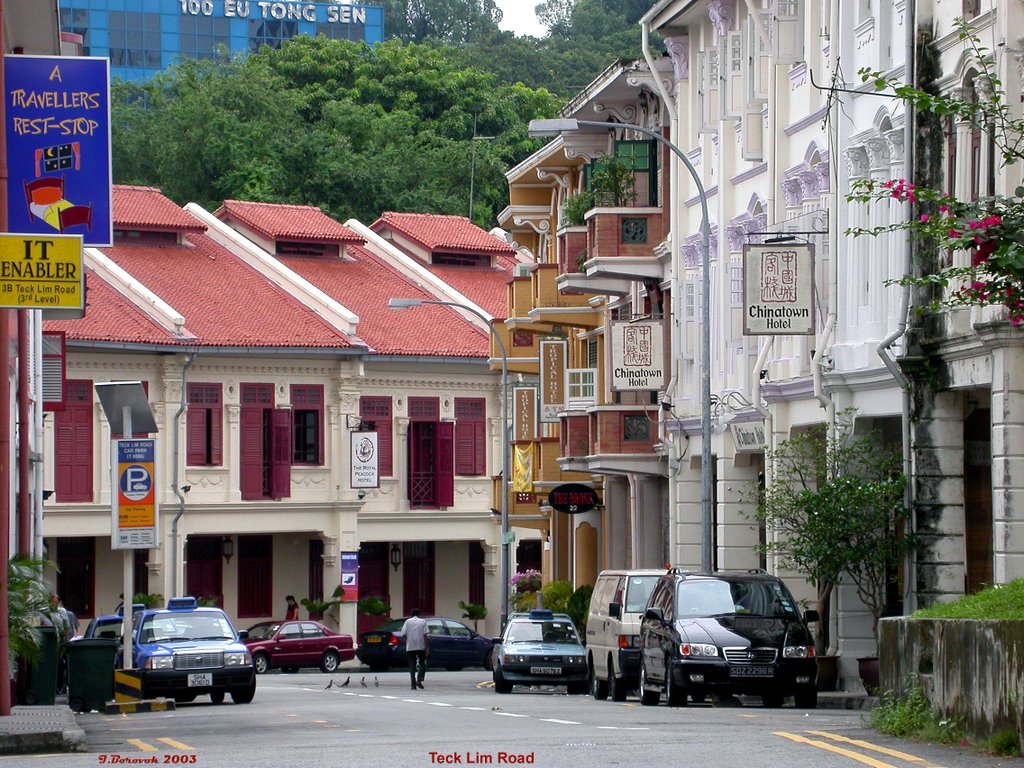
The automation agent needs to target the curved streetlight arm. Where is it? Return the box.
[388,298,512,628]
[527,118,714,572]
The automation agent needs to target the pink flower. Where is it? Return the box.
[949,230,962,239]
[920,214,929,223]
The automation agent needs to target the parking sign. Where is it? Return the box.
[113,438,158,549]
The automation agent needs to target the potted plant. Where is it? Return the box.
[749,410,912,691]
[8,554,61,699]
[301,585,345,621]
[561,191,595,227]
[589,156,638,207]
[458,601,487,632]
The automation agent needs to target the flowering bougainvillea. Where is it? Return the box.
[846,21,1024,325]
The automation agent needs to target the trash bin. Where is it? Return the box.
[66,638,118,712]
[21,626,59,705]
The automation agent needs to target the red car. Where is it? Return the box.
[242,620,355,674]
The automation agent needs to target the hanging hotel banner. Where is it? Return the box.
[4,56,113,247]
[513,386,537,441]
[112,438,158,550]
[350,430,379,489]
[742,243,815,335]
[513,444,535,493]
[610,320,665,391]
[730,421,766,454]
[539,340,566,423]
[339,551,359,602]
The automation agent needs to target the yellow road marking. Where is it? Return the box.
[775,732,898,768]
[126,739,157,753]
[155,737,195,751]
[806,731,944,767]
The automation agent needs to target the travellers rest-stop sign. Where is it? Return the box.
[548,483,599,515]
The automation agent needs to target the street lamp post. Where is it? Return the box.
[527,118,713,572]
[387,298,512,628]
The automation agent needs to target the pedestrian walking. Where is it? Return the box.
[400,608,429,690]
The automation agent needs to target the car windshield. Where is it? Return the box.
[139,611,235,643]
[505,619,579,645]
[246,623,280,640]
[89,620,122,640]
[677,580,801,619]
[624,575,660,613]
[375,619,406,633]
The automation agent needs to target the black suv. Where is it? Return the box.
[638,570,819,708]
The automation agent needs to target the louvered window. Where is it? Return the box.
[187,383,222,466]
[454,398,485,476]
[360,396,393,476]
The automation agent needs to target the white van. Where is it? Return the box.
[586,569,664,701]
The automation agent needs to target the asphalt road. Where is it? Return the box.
[13,668,1016,768]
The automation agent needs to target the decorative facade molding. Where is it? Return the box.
[536,168,571,190]
[884,128,905,165]
[864,135,891,170]
[708,0,735,38]
[789,62,808,90]
[844,145,870,178]
[781,177,804,207]
[512,213,551,235]
[592,102,638,124]
[663,35,690,81]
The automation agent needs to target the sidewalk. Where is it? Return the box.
[0,697,87,755]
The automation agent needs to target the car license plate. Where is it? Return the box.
[530,666,561,675]
[365,636,382,644]
[187,673,213,687]
[730,666,772,677]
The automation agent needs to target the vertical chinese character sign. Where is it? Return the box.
[5,56,113,247]
[742,244,815,335]
[610,321,665,391]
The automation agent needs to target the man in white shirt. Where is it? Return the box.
[400,608,429,690]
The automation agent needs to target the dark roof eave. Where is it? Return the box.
[64,340,369,357]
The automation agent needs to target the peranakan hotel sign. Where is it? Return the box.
[610,321,665,391]
[743,244,815,335]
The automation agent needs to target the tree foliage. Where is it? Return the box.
[112,37,560,226]
[750,412,911,652]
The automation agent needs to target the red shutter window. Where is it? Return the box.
[408,398,441,508]
[186,383,222,466]
[237,535,273,618]
[359,396,393,476]
[240,384,274,500]
[54,380,93,503]
[271,408,292,499]
[454,398,485,476]
[435,420,454,508]
[291,384,323,465]
[308,539,324,603]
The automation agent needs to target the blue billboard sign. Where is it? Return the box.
[4,56,113,247]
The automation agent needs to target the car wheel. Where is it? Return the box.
[68,697,86,713]
[761,692,785,708]
[493,665,513,694]
[639,660,660,706]
[794,687,818,709]
[608,657,626,702]
[484,649,495,671]
[230,678,257,704]
[665,662,687,707]
[320,651,340,674]
[591,661,608,700]
[210,690,225,704]
[253,653,270,675]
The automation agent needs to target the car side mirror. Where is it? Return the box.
[644,607,664,623]
[803,609,820,624]
[237,630,248,640]
[609,602,621,619]
[491,637,502,646]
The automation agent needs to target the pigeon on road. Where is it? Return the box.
[360,677,368,688]
[374,677,380,687]
[325,679,333,689]
[340,676,351,687]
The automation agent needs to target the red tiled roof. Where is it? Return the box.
[426,264,510,319]
[373,212,516,256]
[216,200,363,243]
[280,244,488,358]
[44,269,180,345]
[113,185,205,232]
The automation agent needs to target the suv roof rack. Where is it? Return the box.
[713,569,769,575]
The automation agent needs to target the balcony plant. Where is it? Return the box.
[590,156,638,207]
[561,192,594,227]
[847,20,1024,325]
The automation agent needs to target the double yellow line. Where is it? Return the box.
[125,737,195,752]
[775,730,945,768]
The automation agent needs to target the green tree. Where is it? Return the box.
[750,412,911,653]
